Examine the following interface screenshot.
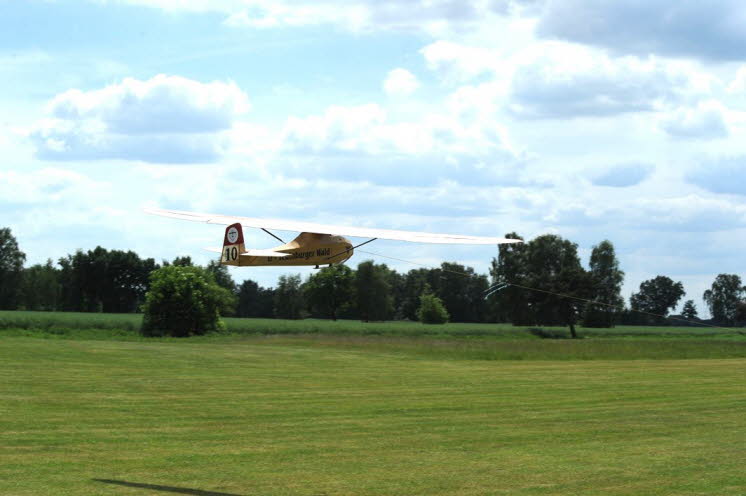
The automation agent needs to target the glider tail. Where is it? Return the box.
[221,223,246,266]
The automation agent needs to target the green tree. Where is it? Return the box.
[489,232,529,324]
[206,260,238,315]
[356,260,393,322]
[103,249,158,313]
[681,300,698,321]
[57,247,157,313]
[435,262,489,322]
[172,256,193,267]
[400,268,431,321]
[522,235,592,338]
[417,286,449,324]
[140,265,232,337]
[630,276,685,325]
[236,279,275,318]
[584,240,625,327]
[380,264,404,320]
[0,227,26,310]
[206,260,237,292]
[736,300,746,324]
[57,253,83,311]
[304,265,355,320]
[274,274,305,319]
[19,260,61,311]
[703,274,746,326]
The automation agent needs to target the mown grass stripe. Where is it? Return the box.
[1,337,745,495]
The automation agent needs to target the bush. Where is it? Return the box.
[417,291,449,324]
[140,265,234,337]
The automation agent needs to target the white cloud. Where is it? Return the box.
[0,168,111,210]
[544,193,746,233]
[444,82,507,126]
[281,104,388,154]
[419,40,717,120]
[27,75,250,163]
[634,195,746,232]
[490,0,545,16]
[112,0,492,34]
[536,0,746,62]
[659,101,729,140]
[235,103,527,187]
[728,66,746,94]
[29,120,226,163]
[507,43,712,119]
[590,163,654,188]
[421,41,499,83]
[686,157,746,196]
[48,74,249,134]
[223,2,368,30]
[383,68,420,97]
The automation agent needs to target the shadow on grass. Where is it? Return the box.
[92,479,246,495]
[528,327,572,339]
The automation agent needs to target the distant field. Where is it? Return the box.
[2,310,744,339]
[2,310,745,362]
[1,336,744,495]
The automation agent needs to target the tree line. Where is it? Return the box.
[1,227,744,327]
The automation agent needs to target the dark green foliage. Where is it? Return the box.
[171,256,193,266]
[398,263,486,322]
[417,286,449,324]
[0,228,26,310]
[236,279,275,318]
[385,269,406,319]
[583,240,624,327]
[489,232,530,324]
[681,300,698,320]
[140,265,230,337]
[19,260,61,311]
[356,261,393,322]
[206,260,237,315]
[274,274,305,319]
[736,301,746,324]
[57,247,157,313]
[206,260,237,292]
[399,268,431,321]
[432,263,489,322]
[703,274,745,326]
[304,264,355,320]
[630,276,686,325]
[521,235,592,338]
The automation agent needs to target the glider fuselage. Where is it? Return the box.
[237,232,353,267]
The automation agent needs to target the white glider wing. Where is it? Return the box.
[145,208,521,245]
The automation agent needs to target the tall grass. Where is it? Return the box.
[0,310,141,332]
[1,310,744,348]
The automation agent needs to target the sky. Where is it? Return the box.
[1,0,745,317]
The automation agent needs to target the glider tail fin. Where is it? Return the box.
[221,223,246,266]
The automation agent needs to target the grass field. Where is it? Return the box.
[1,312,745,494]
[2,310,745,340]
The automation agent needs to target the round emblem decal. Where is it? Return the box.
[227,227,239,244]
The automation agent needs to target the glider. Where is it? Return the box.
[144,208,521,268]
